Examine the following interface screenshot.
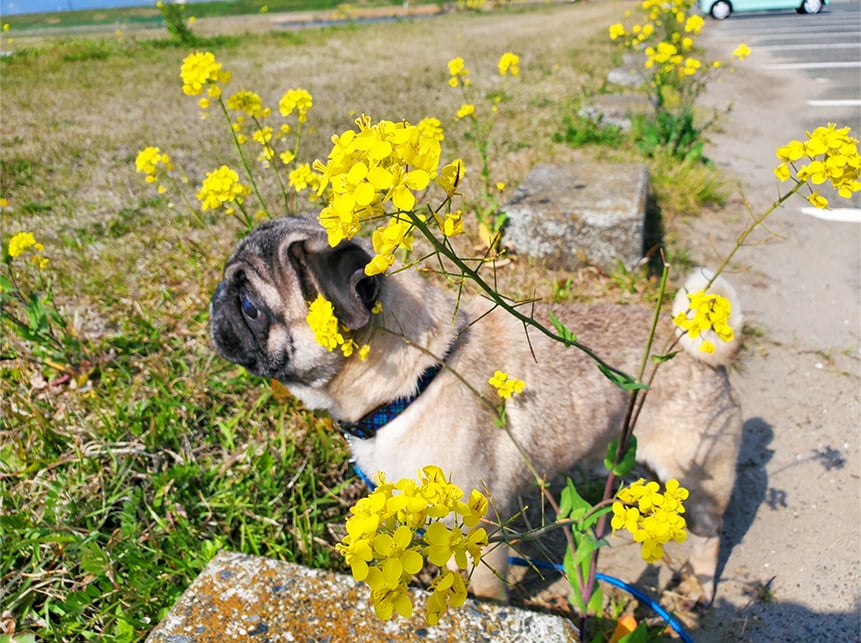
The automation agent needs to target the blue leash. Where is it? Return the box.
[351,464,694,642]
[507,557,694,643]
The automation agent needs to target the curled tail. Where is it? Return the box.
[672,268,743,367]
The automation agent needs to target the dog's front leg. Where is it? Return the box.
[467,541,510,601]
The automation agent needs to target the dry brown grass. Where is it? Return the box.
[2,1,655,326]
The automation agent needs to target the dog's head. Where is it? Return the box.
[209,216,380,387]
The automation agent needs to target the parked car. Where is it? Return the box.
[699,0,828,19]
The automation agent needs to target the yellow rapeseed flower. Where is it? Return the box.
[417,117,445,142]
[8,231,39,258]
[306,294,345,352]
[456,103,475,120]
[180,51,230,97]
[497,51,520,77]
[196,165,251,211]
[774,123,861,205]
[337,466,488,624]
[226,90,269,119]
[672,289,734,353]
[733,43,751,61]
[279,88,313,123]
[488,370,525,399]
[612,478,688,564]
[609,23,626,39]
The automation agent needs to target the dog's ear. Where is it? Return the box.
[287,237,380,330]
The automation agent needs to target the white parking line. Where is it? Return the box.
[764,61,861,69]
[756,43,860,51]
[706,30,860,43]
[800,207,861,223]
[807,99,861,107]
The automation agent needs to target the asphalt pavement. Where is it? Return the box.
[685,4,860,639]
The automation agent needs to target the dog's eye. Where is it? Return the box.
[241,295,259,320]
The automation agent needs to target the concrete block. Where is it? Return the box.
[503,163,648,272]
[146,551,579,642]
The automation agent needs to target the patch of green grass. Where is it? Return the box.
[2,330,353,641]
[647,151,730,219]
[554,112,627,148]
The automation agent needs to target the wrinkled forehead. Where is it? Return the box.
[224,216,323,272]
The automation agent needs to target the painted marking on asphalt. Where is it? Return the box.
[807,99,861,107]
[800,207,861,223]
[764,61,861,70]
[756,43,860,51]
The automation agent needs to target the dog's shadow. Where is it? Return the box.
[506,417,775,611]
[716,416,774,579]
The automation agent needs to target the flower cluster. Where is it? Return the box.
[608,0,748,84]
[137,52,324,230]
[672,289,734,355]
[196,165,252,214]
[134,146,174,194]
[6,231,49,268]
[224,85,318,181]
[611,478,688,564]
[313,114,464,275]
[418,117,445,142]
[180,50,231,100]
[305,294,371,359]
[444,53,520,246]
[497,52,520,77]
[336,466,489,624]
[447,56,471,88]
[775,123,861,208]
[279,88,313,123]
[226,89,270,119]
[488,370,525,399]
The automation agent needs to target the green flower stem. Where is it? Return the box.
[706,179,805,291]
[250,114,291,213]
[1,267,70,357]
[404,211,639,386]
[216,97,270,221]
[616,259,671,460]
[487,499,614,545]
[164,174,206,227]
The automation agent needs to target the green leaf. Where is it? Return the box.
[597,362,649,391]
[548,310,577,343]
[604,436,638,477]
[651,350,679,363]
[562,546,588,613]
[558,479,591,521]
[1,635,38,643]
[571,531,601,567]
[582,506,611,532]
[587,582,604,613]
[619,623,650,643]
[79,541,109,576]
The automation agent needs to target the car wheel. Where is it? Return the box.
[710,0,732,19]
[800,0,823,13]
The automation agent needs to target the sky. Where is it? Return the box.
[1,0,201,16]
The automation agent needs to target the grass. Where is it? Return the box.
[0,2,731,640]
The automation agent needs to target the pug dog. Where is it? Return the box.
[210,215,742,603]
